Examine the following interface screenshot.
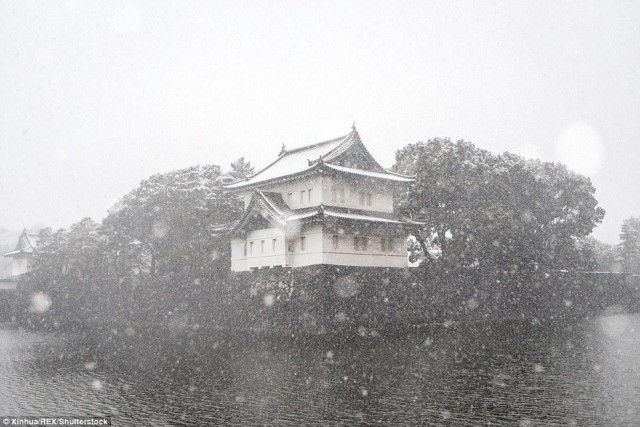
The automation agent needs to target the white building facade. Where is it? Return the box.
[224,127,420,271]
[2,229,39,278]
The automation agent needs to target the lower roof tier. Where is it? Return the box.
[231,191,423,237]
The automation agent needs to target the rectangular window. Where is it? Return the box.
[332,235,339,249]
[249,241,254,255]
[261,240,265,254]
[287,193,292,205]
[381,238,386,252]
[361,237,368,251]
[367,193,372,206]
[300,190,305,204]
[354,236,359,251]
[243,242,248,256]
[340,188,345,203]
[388,239,394,252]
[272,238,277,253]
[300,236,306,251]
[331,187,337,202]
[288,241,294,252]
[359,192,365,205]
[308,189,313,203]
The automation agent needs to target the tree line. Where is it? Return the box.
[16,138,640,329]
[18,162,250,328]
[393,138,614,276]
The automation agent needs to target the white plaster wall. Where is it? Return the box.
[10,256,29,277]
[321,231,408,268]
[246,228,287,269]
[287,224,324,268]
[322,176,394,213]
[322,251,407,268]
[240,175,396,213]
[231,229,288,271]
[232,225,409,270]
[260,176,323,210]
[230,238,247,271]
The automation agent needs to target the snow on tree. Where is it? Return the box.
[393,138,605,278]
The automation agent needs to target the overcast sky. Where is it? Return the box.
[1,0,638,243]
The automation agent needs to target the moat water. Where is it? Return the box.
[1,314,639,426]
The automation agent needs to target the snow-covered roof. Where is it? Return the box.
[232,192,290,233]
[319,210,407,224]
[2,229,40,257]
[223,127,411,190]
[323,164,414,183]
[224,133,350,190]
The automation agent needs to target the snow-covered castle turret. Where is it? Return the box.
[222,127,419,271]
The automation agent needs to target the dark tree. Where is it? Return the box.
[229,157,255,180]
[620,216,640,273]
[19,218,107,326]
[581,236,621,272]
[393,138,605,279]
[101,164,243,282]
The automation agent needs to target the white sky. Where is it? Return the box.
[0,0,638,243]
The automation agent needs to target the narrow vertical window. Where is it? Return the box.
[354,236,359,251]
[249,241,254,255]
[332,235,339,249]
[288,241,294,252]
[367,193,372,206]
[340,188,345,203]
[300,236,306,251]
[308,189,313,203]
[388,239,394,252]
[272,238,277,253]
[381,238,386,252]
[331,187,337,202]
[261,240,265,254]
[287,193,292,205]
[359,192,365,205]
[361,237,368,251]
[300,190,305,204]
[243,242,248,256]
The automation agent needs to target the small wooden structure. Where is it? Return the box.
[2,229,40,278]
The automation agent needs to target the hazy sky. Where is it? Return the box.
[1,0,638,243]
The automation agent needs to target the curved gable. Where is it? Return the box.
[323,139,387,173]
[232,192,288,236]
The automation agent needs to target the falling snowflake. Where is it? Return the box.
[263,294,275,306]
[30,292,52,313]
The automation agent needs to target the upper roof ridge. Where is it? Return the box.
[223,126,406,190]
[224,127,356,188]
[281,130,353,156]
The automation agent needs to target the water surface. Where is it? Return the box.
[1,315,639,426]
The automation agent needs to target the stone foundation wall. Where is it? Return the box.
[220,267,640,335]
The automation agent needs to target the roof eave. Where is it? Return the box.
[384,169,417,180]
[222,163,321,192]
[323,164,415,183]
[230,191,288,234]
[2,250,25,257]
[285,210,418,227]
